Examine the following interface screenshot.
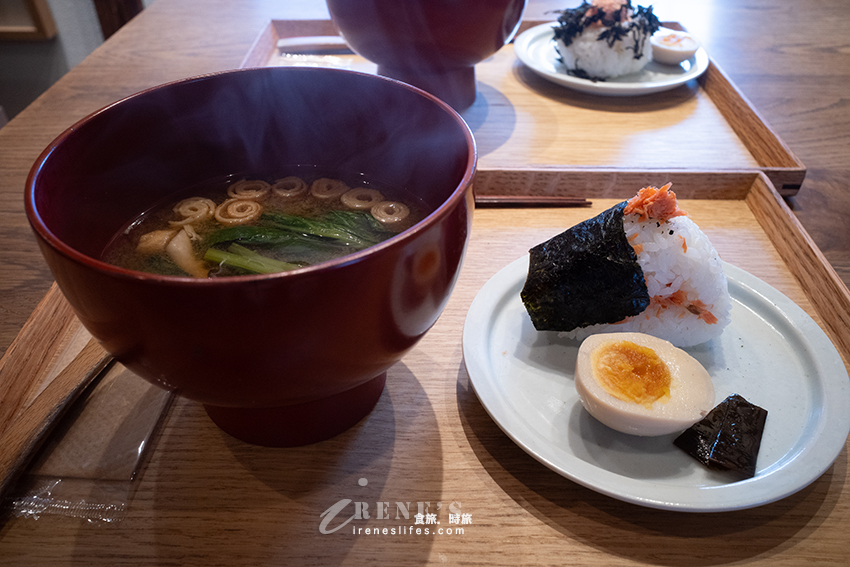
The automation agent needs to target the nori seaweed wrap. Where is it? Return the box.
[674,394,768,478]
[521,201,650,331]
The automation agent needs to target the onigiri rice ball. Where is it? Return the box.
[553,0,661,80]
[521,183,731,348]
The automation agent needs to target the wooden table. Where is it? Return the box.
[1,1,849,565]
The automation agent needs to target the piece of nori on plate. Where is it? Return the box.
[520,201,650,331]
[674,394,768,478]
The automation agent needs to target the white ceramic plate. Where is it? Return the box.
[513,23,710,96]
[462,256,850,512]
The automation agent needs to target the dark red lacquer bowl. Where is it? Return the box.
[26,67,476,446]
[326,0,527,111]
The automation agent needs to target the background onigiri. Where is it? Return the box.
[553,0,661,80]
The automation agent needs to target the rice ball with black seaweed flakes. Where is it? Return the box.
[553,0,661,80]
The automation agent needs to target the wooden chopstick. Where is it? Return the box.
[0,337,111,502]
[474,195,592,208]
[0,284,80,438]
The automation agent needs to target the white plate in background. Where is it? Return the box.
[513,23,710,96]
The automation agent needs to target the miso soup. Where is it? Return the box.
[102,171,425,278]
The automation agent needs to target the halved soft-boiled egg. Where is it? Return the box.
[575,332,715,436]
[650,28,700,66]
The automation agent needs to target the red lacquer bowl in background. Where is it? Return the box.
[26,67,476,447]
[326,0,527,111]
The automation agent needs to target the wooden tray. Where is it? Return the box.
[241,19,806,197]
[0,169,847,507]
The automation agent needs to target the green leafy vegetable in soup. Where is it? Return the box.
[103,175,421,278]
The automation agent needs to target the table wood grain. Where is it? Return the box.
[1,1,849,565]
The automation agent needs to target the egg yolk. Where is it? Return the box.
[590,341,672,408]
[656,32,697,50]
